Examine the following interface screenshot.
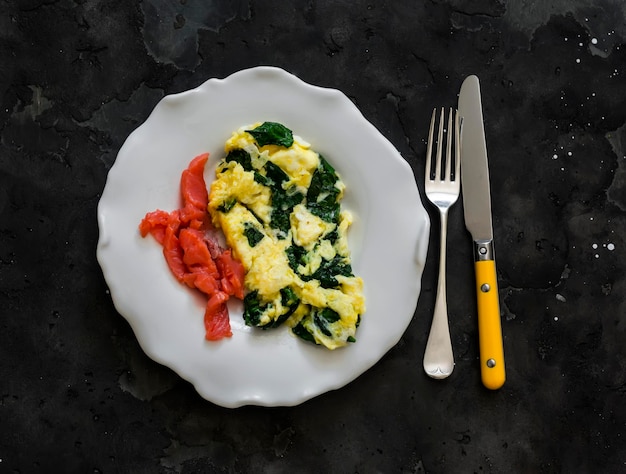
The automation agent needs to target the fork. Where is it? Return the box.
[423,107,461,379]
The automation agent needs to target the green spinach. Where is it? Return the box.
[292,321,316,344]
[306,255,353,288]
[267,287,301,328]
[217,198,236,213]
[243,291,266,327]
[246,122,294,148]
[285,244,307,273]
[243,222,264,247]
[306,156,341,223]
[313,313,332,337]
[318,307,340,323]
[224,148,253,171]
[270,187,303,236]
[264,161,289,187]
[253,171,270,187]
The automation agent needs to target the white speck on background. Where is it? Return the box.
[592,243,598,249]
[554,316,559,321]
[553,154,558,159]
[595,254,600,259]
[592,38,598,44]
[576,58,581,63]
[556,294,566,302]
[568,151,573,156]
[608,243,615,251]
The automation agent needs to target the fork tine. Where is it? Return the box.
[454,109,460,182]
[445,108,453,181]
[426,108,436,180]
[435,108,444,181]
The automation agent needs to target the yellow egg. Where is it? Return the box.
[208,122,365,349]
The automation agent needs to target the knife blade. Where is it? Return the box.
[458,75,506,390]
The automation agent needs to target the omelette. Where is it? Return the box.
[208,122,365,349]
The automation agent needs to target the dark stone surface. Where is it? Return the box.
[2,0,625,472]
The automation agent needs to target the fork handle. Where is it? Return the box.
[474,258,506,389]
[423,210,454,379]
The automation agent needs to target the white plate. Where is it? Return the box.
[97,66,430,407]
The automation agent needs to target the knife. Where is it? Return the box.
[458,75,506,390]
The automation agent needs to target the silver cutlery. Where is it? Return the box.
[423,107,460,379]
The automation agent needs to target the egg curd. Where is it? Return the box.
[208,122,365,349]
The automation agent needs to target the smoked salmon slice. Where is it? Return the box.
[181,153,209,209]
[215,250,245,300]
[138,209,170,244]
[139,153,245,341]
[204,291,232,341]
[179,228,215,269]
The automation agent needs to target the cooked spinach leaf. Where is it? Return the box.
[325,229,339,244]
[243,291,266,327]
[225,148,253,171]
[307,196,340,223]
[265,287,301,328]
[318,307,340,323]
[264,161,289,188]
[281,286,299,308]
[307,255,353,288]
[313,313,332,337]
[246,122,294,148]
[270,312,290,329]
[270,210,290,237]
[347,336,356,343]
[307,155,338,201]
[243,222,264,247]
[306,156,341,223]
[217,198,236,213]
[292,321,316,343]
[285,244,307,272]
[280,187,305,209]
[270,186,303,236]
[253,171,270,187]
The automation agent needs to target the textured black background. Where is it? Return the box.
[2,1,626,472]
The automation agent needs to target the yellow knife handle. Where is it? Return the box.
[474,259,506,389]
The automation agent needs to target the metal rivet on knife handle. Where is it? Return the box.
[486,358,496,368]
[481,283,490,292]
[474,241,494,261]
